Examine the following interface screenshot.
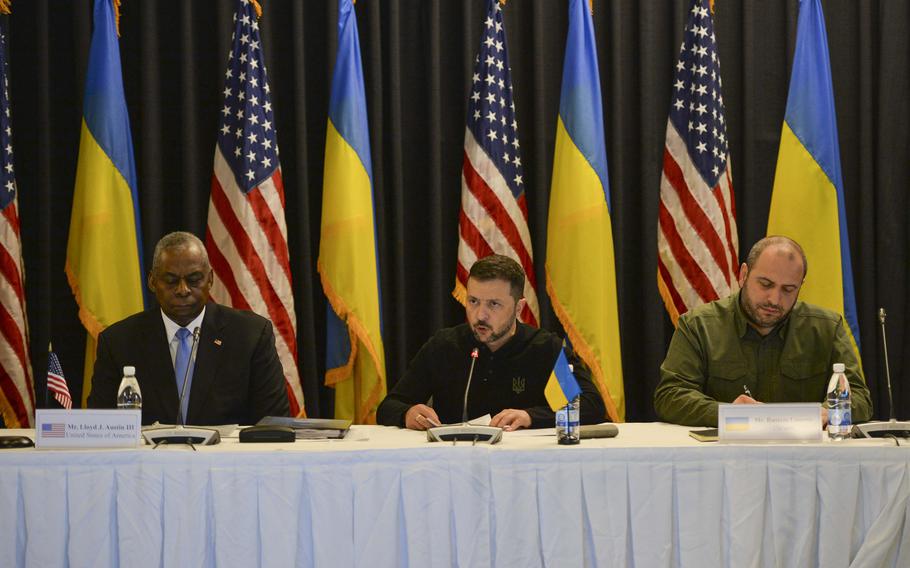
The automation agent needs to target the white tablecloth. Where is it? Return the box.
[1,423,908,567]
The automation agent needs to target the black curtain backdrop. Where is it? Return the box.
[6,0,908,422]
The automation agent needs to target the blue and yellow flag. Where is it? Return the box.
[318,0,386,424]
[544,346,582,411]
[545,0,624,422]
[767,0,860,352]
[65,0,145,406]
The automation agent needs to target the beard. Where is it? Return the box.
[740,287,790,330]
[471,307,518,346]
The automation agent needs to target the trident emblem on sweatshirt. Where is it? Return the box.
[512,376,526,394]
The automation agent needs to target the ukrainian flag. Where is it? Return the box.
[767,0,861,352]
[65,0,145,406]
[318,0,386,424]
[544,346,582,411]
[546,0,624,422]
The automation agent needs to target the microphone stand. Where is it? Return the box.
[427,347,503,445]
[852,308,910,439]
[142,327,221,448]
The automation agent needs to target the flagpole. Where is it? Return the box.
[45,342,52,409]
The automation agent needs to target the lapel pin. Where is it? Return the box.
[214,339,222,346]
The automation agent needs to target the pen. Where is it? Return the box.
[743,385,753,398]
[422,415,441,428]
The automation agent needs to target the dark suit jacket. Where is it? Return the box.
[88,303,290,425]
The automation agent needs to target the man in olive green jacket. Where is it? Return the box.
[654,236,872,427]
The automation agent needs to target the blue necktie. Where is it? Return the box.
[174,327,194,423]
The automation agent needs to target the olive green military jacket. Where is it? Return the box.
[654,292,872,427]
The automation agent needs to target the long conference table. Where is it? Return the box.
[1,422,908,568]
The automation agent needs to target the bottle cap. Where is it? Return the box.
[833,363,845,373]
[123,365,136,376]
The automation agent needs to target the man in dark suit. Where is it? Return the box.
[88,231,289,425]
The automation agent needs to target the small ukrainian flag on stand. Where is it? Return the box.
[545,345,582,411]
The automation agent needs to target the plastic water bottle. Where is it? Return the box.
[826,363,851,440]
[117,366,142,409]
[556,395,580,445]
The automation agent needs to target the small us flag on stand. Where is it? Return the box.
[454,0,539,326]
[205,0,304,415]
[657,0,739,326]
[46,345,72,410]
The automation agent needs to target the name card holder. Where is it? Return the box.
[35,409,142,449]
[718,403,823,443]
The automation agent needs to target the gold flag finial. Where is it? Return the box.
[113,0,122,37]
[250,0,263,18]
[0,1,11,15]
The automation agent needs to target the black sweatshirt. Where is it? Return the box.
[377,323,608,428]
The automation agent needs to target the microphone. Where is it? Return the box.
[852,308,910,438]
[427,347,502,444]
[880,308,896,422]
[142,325,221,447]
[461,347,480,424]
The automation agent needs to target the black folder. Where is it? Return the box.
[256,416,352,439]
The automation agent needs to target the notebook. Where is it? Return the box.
[688,428,718,442]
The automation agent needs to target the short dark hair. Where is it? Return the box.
[468,254,525,301]
[152,231,210,274]
[745,235,808,279]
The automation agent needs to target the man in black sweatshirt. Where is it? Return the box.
[377,254,606,431]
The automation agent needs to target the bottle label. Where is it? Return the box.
[556,408,568,429]
[829,407,851,428]
[829,408,842,427]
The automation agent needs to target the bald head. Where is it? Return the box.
[744,236,807,280]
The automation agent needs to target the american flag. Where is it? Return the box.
[0,23,34,428]
[455,0,539,326]
[41,423,66,438]
[657,0,739,325]
[205,0,304,415]
[46,348,71,410]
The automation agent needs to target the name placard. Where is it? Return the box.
[718,403,823,443]
[35,409,142,449]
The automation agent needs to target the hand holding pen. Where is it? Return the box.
[405,404,442,430]
[734,384,760,405]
